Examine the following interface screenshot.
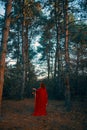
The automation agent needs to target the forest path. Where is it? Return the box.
[0,98,86,130]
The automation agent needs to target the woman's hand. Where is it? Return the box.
[32,88,36,91]
[32,88,36,95]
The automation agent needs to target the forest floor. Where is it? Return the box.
[0,98,86,130]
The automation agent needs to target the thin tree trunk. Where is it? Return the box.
[54,0,62,98]
[54,0,58,79]
[0,0,12,115]
[47,51,50,80]
[16,23,20,68]
[25,26,29,84]
[75,43,79,95]
[46,41,50,80]
[21,1,29,98]
[21,21,26,98]
[21,0,26,98]
[63,0,71,111]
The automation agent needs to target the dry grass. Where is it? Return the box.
[0,98,86,130]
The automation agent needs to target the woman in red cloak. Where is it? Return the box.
[32,82,48,116]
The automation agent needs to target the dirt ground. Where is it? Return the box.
[0,98,86,130]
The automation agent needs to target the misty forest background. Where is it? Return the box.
[0,0,87,111]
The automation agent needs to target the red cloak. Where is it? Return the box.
[32,87,48,116]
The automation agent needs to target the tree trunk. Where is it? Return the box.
[21,1,29,98]
[47,51,50,80]
[54,0,58,79]
[0,0,12,115]
[21,22,26,99]
[63,0,71,111]
[46,41,50,80]
[54,0,62,99]
[75,43,80,96]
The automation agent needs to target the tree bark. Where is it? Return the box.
[63,0,71,111]
[21,1,29,98]
[54,0,62,98]
[21,19,26,99]
[0,0,12,115]
[47,50,50,80]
